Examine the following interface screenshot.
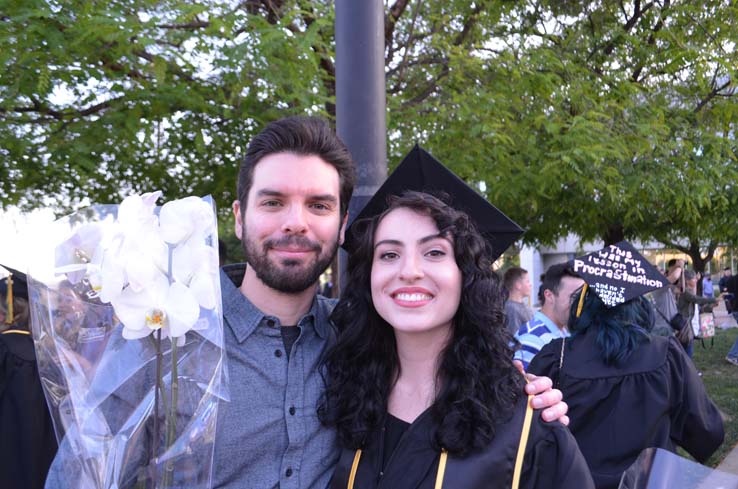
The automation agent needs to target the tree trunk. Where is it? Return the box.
[603,224,625,246]
[684,240,717,296]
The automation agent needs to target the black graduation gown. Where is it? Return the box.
[0,331,58,489]
[330,396,594,489]
[528,328,724,489]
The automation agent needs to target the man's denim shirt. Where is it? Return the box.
[212,265,339,488]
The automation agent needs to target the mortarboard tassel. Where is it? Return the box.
[575,282,588,318]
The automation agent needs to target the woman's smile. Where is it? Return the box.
[390,287,435,307]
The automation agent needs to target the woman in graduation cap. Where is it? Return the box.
[319,148,594,489]
[527,243,724,489]
[0,267,58,489]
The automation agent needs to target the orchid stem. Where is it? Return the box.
[162,338,178,487]
[153,329,162,483]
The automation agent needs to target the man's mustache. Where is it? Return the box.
[265,235,321,253]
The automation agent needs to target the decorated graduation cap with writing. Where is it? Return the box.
[342,145,524,261]
[572,241,668,308]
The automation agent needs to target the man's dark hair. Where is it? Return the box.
[503,266,528,292]
[237,116,356,217]
[538,262,580,304]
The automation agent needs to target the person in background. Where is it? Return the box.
[677,269,719,358]
[322,271,335,298]
[503,266,534,335]
[528,244,724,489]
[719,267,733,312]
[726,337,738,366]
[514,263,584,371]
[702,274,714,298]
[723,273,738,366]
[0,266,58,489]
[650,259,683,338]
[719,267,732,293]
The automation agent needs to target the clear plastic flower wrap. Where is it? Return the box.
[27,192,228,489]
[618,448,738,489]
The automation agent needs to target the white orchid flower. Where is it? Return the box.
[159,196,215,245]
[167,240,218,310]
[183,244,219,310]
[122,236,169,293]
[117,191,162,236]
[112,271,200,340]
[55,222,106,283]
[90,253,127,304]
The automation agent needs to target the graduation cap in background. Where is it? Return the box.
[1,265,29,325]
[343,145,524,261]
[571,241,668,312]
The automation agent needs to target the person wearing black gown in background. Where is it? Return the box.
[0,267,58,489]
[320,149,593,489]
[528,243,724,489]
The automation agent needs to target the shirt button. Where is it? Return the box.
[286,468,293,477]
[267,319,276,327]
[289,406,296,416]
[274,349,283,358]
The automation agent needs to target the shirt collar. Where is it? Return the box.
[220,263,330,343]
[534,310,569,337]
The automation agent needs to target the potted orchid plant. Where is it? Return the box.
[28,192,227,488]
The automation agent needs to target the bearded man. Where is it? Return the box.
[213,116,569,488]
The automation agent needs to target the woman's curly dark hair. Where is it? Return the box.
[319,191,524,457]
[568,288,654,365]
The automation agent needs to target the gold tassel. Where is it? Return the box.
[347,449,362,489]
[434,450,448,489]
[5,273,13,325]
[512,395,535,489]
[576,282,588,318]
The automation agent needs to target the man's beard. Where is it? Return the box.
[241,231,338,294]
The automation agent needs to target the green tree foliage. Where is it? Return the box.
[394,1,738,252]
[1,0,334,214]
[2,1,737,261]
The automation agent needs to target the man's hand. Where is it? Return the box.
[524,373,569,425]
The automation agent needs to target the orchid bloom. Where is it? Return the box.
[57,192,219,342]
[111,194,217,341]
[89,192,169,304]
[160,197,218,310]
[159,197,214,246]
[112,271,200,340]
[55,222,106,284]
[117,191,162,236]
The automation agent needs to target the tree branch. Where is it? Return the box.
[587,1,654,62]
[156,20,209,30]
[631,0,669,82]
[1,97,121,122]
[385,0,410,52]
[385,56,449,77]
[694,80,733,114]
[133,49,196,83]
[399,63,449,108]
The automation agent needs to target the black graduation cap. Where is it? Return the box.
[1,265,29,326]
[0,265,28,302]
[571,241,668,308]
[343,145,524,260]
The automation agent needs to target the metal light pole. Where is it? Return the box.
[335,0,387,291]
